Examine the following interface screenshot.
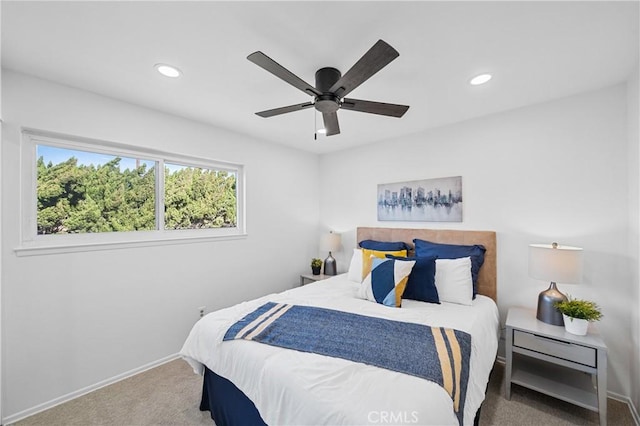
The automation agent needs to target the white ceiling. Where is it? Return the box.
[2,1,639,154]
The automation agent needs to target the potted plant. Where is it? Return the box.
[311,258,323,275]
[555,297,603,336]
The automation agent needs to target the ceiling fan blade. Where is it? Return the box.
[329,40,399,99]
[256,102,314,118]
[322,112,340,136]
[341,98,409,118]
[248,51,321,97]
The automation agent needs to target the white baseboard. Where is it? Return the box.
[2,353,180,425]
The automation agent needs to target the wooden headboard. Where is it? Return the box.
[356,227,497,302]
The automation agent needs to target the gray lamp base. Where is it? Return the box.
[324,252,337,275]
[536,282,567,326]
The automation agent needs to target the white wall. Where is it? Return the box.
[0,2,4,422]
[319,85,632,397]
[628,63,640,417]
[1,71,320,420]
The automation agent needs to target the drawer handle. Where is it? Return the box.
[533,334,572,345]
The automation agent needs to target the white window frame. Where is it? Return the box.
[16,128,246,256]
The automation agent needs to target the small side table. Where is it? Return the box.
[299,273,331,286]
[505,307,608,425]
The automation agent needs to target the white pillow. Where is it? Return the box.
[435,257,473,306]
[347,248,363,282]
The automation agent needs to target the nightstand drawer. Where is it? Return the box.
[513,329,596,367]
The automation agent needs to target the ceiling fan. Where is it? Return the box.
[247,39,410,136]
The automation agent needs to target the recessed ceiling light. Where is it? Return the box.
[470,73,492,86]
[155,63,182,78]
[317,128,327,135]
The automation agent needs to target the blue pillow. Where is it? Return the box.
[413,239,486,298]
[359,240,410,252]
[387,255,439,304]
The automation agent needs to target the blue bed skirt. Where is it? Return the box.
[200,366,487,425]
[200,366,266,426]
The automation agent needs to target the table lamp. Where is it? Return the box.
[528,242,583,326]
[320,231,341,275]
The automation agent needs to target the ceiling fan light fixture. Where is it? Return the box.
[470,73,492,85]
[155,63,182,78]
[247,39,409,137]
[317,128,327,135]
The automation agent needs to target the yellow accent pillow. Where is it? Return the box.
[361,248,408,280]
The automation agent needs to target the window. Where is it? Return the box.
[37,145,157,234]
[19,129,245,255]
[164,163,237,230]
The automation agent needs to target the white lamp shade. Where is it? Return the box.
[529,243,583,284]
[320,232,341,252]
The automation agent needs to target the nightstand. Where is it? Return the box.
[299,273,331,286]
[505,307,608,425]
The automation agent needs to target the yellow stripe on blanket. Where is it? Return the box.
[432,327,454,400]
[433,326,466,413]
[445,327,463,412]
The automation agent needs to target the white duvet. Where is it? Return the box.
[180,274,500,425]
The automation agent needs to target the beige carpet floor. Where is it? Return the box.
[11,359,635,425]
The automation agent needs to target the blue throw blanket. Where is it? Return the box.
[223,302,471,425]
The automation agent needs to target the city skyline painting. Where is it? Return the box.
[377,176,463,222]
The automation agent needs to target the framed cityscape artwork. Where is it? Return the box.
[377,176,463,222]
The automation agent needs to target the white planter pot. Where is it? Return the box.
[563,314,589,336]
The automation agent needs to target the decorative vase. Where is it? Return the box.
[311,266,321,275]
[563,314,589,336]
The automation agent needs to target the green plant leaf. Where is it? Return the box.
[554,297,603,321]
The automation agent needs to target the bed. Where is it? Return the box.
[180,227,499,425]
